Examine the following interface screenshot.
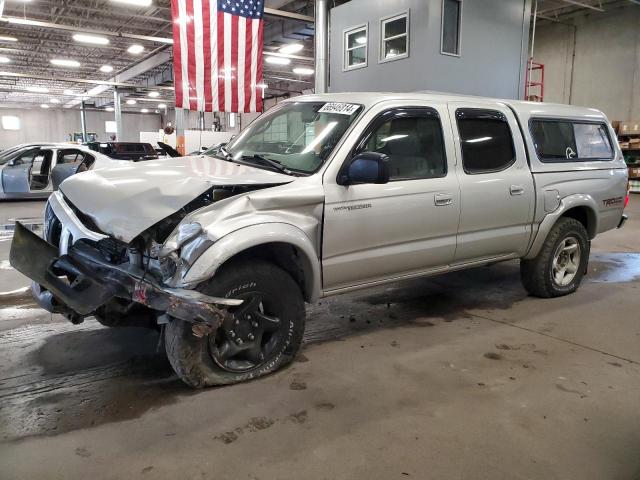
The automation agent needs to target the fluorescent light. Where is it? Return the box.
[0,36,18,43]
[50,58,81,68]
[141,108,149,113]
[6,18,41,26]
[105,107,115,111]
[110,0,153,6]
[50,98,60,104]
[127,44,144,54]
[157,103,166,109]
[73,33,109,45]
[126,99,137,105]
[63,89,74,95]
[265,56,290,65]
[99,65,114,73]
[279,43,303,55]
[26,86,49,93]
[255,83,268,89]
[148,91,159,97]
[293,67,314,75]
[40,104,50,109]
[0,57,10,64]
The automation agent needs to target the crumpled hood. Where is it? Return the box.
[60,155,293,242]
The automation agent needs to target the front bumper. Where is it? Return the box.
[10,221,241,326]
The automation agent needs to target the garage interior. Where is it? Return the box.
[0,0,639,478]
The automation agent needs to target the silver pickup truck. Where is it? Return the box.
[10,92,629,387]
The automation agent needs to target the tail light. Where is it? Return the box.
[624,180,630,209]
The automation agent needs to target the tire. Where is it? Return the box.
[520,217,590,298]
[165,260,306,387]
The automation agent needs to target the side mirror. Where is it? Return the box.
[338,152,390,186]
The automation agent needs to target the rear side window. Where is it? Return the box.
[456,109,515,174]
[530,120,613,162]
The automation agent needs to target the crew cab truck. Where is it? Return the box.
[10,92,629,387]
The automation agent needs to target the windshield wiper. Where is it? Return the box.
[241,154,292,175]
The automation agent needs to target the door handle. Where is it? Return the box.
[510,185,525,196]
[434,193,453,206]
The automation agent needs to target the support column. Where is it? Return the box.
[175,107,187,155]
[314,0,328,94]
[80,101,88,143]
[113,89,123,141]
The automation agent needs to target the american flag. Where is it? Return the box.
[171,0,264,113]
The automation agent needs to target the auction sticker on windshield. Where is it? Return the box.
[318,103,360,115]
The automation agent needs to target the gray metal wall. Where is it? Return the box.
[329,0,532,99]
[0,108,161,148]
[532,6,640,121]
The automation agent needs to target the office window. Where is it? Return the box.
[1,115,20,130]
[456,109,515,174]
[441,0,462,56]
[105,120,117,133]
[344,24,368,70]
[358,109,446,181]
[380,11,409,62]
[530,120,613,162]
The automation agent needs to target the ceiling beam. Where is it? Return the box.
[559,0,605,11]
[0,70,174,90]
[264,7,313,22]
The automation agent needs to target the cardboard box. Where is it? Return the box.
[629,167,640,179]
[619,121,640,135]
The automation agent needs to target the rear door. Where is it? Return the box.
[448,102,535,263]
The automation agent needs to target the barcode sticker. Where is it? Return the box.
[318,102,360,115]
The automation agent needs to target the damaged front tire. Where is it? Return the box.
[165,260,305,387]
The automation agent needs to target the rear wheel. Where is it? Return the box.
[520,217,589,298]
[165,260,305,387]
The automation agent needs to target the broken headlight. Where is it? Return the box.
[158,222,213,286]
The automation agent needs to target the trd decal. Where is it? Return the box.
[333,203,372,212]
[602,197,623,207]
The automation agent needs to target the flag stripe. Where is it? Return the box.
[171,0,184,108]
[202,0,212,111]
[243,18,252,113]
[194,0,204,111]
[185,0,197,111]
[217,10,226,111]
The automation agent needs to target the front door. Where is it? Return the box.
[322,105,460,292]
[1,148,39,194]
[447,103,535,263]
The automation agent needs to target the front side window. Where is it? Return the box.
[380,11,409,62]
[456,109,515,174]
[224,101,363,174]
[344,25,368,70]
[356,109,446,181]
[441,0,462,56]
[530,119,613,162]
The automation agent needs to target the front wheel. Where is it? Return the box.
[165,260,306,387]
[520,217,590,298]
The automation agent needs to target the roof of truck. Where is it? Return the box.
[286,91,608,121]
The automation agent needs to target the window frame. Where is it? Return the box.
[344,106,448,183]
[343,23,369,72]
[456,108,517,175]
[528,117,615,163]
[378,10,410,64]
[440,0,463,57]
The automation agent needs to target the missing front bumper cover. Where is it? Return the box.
[9,221,241,327]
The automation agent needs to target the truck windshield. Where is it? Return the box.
[224,101,363,174]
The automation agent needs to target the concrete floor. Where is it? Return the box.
[0,197,639,480]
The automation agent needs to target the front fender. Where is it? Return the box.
[525,194,598,259]
[182,222,322,302]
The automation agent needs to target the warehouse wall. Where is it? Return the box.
[532,6,640,121]
[329,0,532,99]
[0,108,161,148]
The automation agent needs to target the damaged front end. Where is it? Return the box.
[9,190,244,331]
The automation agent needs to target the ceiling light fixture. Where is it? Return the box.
[6,18,41,26]
[126,99,137,105]
[157,103,167,109]
[0,57,10,64]
[50,98,60,104]
[279,43,304,55]
[265,56,290,66]
[26,86,49,93]
[50,58,81,68]
[110,0,153,6]
[0,36,18,43]
[141,108,149,113]
[100,65,114,73]
[63,89,74,95]
[127,44,144,54]
[106,107,115,111]
[72,33,110,45]
[292,67,314,76]
[256,83,268,89]
[40,104,50,109]
[148,91,159,97]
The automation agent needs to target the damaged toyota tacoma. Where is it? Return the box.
[10,93,629,387]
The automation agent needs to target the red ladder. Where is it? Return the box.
[525,59,544,102]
